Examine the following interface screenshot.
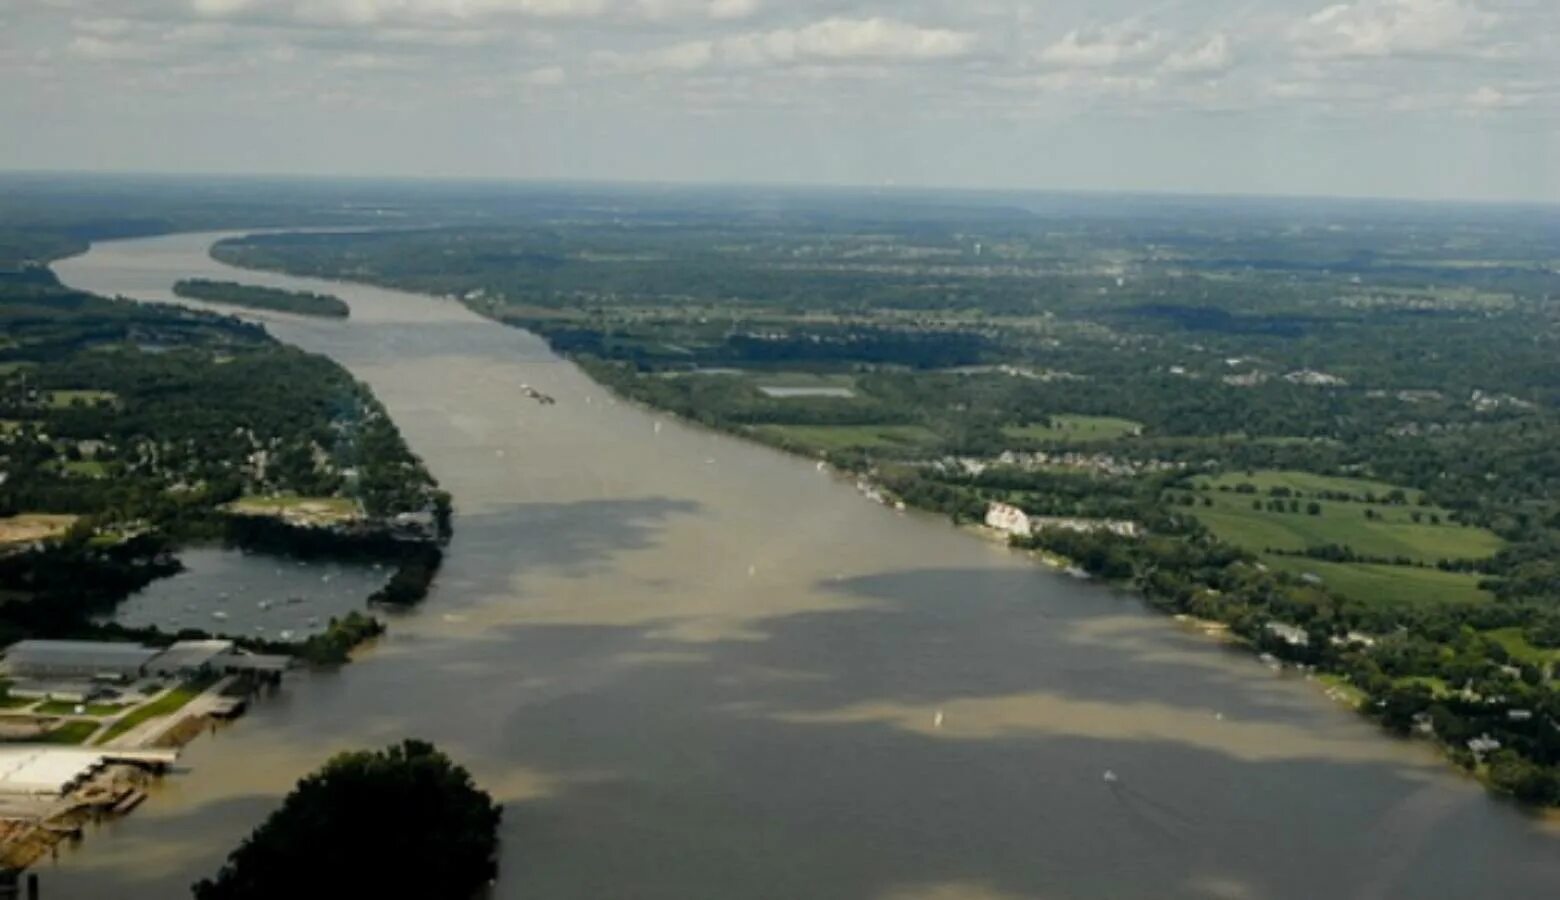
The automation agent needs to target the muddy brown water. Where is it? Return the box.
[46,233,1560,899]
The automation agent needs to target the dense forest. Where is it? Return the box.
[0,265,448,657]
[214,196,1560,805]
[173,279,349,319]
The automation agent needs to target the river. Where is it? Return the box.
[45,233,1559,898]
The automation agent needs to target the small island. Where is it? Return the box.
[172,278,349,319]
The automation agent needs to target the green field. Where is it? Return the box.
[746,371,857,389]
[30,721,101,745]
[45,389,118,409]
[60,460,109,478]
[752,424,936,453]
[35,700,126,717]
[1003,415,1143,443]
[1178,484,1501,565]
[1484,627,1560,667]
[1194,469,1418,502]
[1264,555,1493,607]
[94,681,207,746]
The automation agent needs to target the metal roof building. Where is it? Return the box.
[145,640,235,677]
[1,640,160,682]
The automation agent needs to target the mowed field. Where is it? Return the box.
[1180,470,1503,608]
[1177,470,1502,565]
[1193,469,1419,502]
[1184,491,1502,563]
[1003,414,1143,444]
[751,424,936,453]
[1264,556,1493,607]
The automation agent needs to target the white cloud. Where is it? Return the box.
[66,34,163,62]
[593,39,713,74]
[595,17,976,74]
[1161,32,1233,75]
[752,17,976,64]
[520,64,565,85]
[1291,0,1497,59]
[1464,84,1522,110]
[188,0,753,26]
[1038,22,1160,69]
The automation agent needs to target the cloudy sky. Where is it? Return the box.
[2,0,1556,202]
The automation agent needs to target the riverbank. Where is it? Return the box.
[0,673,266,871]
[39,230,1559,900]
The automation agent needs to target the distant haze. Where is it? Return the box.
[1,0,1556,203]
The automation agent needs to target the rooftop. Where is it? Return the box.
[0,748,108,796]
[148,639,235,672]
[3,640,161,671]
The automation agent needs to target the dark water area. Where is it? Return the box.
[45,233,1559,899]
[100,547,388,640]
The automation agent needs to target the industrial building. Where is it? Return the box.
[1,639,289,686]
[0,748,110,796]
[1,641,160,683]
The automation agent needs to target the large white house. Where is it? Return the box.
[985,502,1033,538]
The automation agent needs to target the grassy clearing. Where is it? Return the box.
[1264,555,1492,608]
[30,721,101,745]
[226,494,361,524]
[1194,469,1415,502]
[0,513,78,546]
[1316,673,1367,708]
[1484,628,1560,667]
[1004,415,1142,443]
[94,681,208,746]
[1182,489,1502,564]
[34,701,126,717]
[747,371,858,389]
[60,460,109,479]
[752,424,937,453]
[45,389,118,410]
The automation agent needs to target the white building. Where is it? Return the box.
[985,502,1032,538]
[0,748,110,796]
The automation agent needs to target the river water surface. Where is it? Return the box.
[47,233,1559,899]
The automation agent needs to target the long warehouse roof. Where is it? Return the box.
[3,640,161,670]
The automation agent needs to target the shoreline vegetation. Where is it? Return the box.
[172,278,349,319]
[0,244,452,875]
[192,740,501,899]
[209,203,1560,810]
[0,263,450,665]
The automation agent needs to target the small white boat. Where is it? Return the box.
[211,611,229,621]
[1103,770,1119,784]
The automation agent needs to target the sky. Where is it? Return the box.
[1,0,1556,203]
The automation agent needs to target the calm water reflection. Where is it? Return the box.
[44,233,1559,899]
[103,548,388,639]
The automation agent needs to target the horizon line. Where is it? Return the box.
[2,166,1557,213]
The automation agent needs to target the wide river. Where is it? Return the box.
[48,233,1558,898]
